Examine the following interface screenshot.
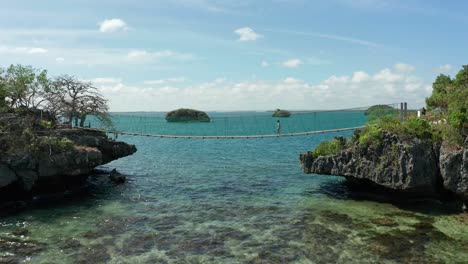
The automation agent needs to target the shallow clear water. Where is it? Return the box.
[1,113,468,263]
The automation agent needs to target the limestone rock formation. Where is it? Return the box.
[0,128,136,196]
[300,131,468,206]
[300,132,441,196]
[439,138,468,205]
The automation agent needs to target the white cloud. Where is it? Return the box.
[144,80,166,85]
[28,47,48,54]
[261,61,269,67]
[437,64,453,74]
[263,28,383,48]
[99,18,128,33]
[283,77,301,84]
[234,27,263,41]
[283,59,303,68]
[126,49,193,62]
[5,47,195,66]
[0,46,48,54]
[96,64,430,111]
[144,77,186,85]
[87,77,122,84]
[394,63,415,74]
[374,68,402,82]
[168,77,186,82]
[351,71,370,82]
[126,49,150,60]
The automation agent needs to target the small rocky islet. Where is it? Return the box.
[165,108,210,122]
[272,109,291,117]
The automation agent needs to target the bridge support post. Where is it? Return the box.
[404,102,407,121]
[400,102,404,121]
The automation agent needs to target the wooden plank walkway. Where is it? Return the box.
[78,126,365,139]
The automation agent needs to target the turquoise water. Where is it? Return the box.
[1,112,468,263]
[91,111,366,136]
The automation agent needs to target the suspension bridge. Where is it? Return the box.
[86,103,403,139]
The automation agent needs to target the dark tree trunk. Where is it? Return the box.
[79,114,87,127]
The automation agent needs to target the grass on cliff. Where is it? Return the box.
[356,116,441,146]
[20,128,75,154]
[311,137,348,158]
[310,115,462,158]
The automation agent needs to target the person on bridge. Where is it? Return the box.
[276,120,281,136]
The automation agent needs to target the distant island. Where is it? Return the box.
[272,109,291,117]
[165,108,210,122]
[364,105,398,121]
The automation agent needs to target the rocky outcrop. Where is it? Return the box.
[165,108,210,122]
[109,168,126,184]
[300,132,443,196]
[0,128,136,196]
[439,138,468,205]
[272,109,291,117]
[300,132,468,205]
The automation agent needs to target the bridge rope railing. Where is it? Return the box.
[83,103,402,138]
[78,126,366,139]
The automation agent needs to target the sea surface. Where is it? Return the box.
[1,111,468,263]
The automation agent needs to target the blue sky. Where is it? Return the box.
[0,0,466,111]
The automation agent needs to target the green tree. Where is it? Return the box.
[425,74,453,112]
[454,65,468,88]
[0,68,6,110]
[448,65,468,130]
[426,65,468,133]
[0,65,49,109]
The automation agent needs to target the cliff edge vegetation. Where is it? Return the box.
[301,65,468,208]
[0,64,136,199]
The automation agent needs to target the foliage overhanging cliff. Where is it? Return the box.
[0,65,136,198]
[301,65,468,207]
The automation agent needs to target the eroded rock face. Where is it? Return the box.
[0,129,136,195]
[300,132,441,196]
[0,165,16,188]
[439,138,468,204]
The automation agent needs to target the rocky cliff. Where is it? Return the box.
[439,139,468,206]
[300,132,468,206]
[0,114,136,197]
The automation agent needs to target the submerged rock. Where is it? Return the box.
[109,168,126,184]
[0,235,46,262]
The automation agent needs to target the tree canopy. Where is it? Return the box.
[426,65,468,131]
[0,64,110,128]
[48,75,109,127]
[0,65,49,110]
